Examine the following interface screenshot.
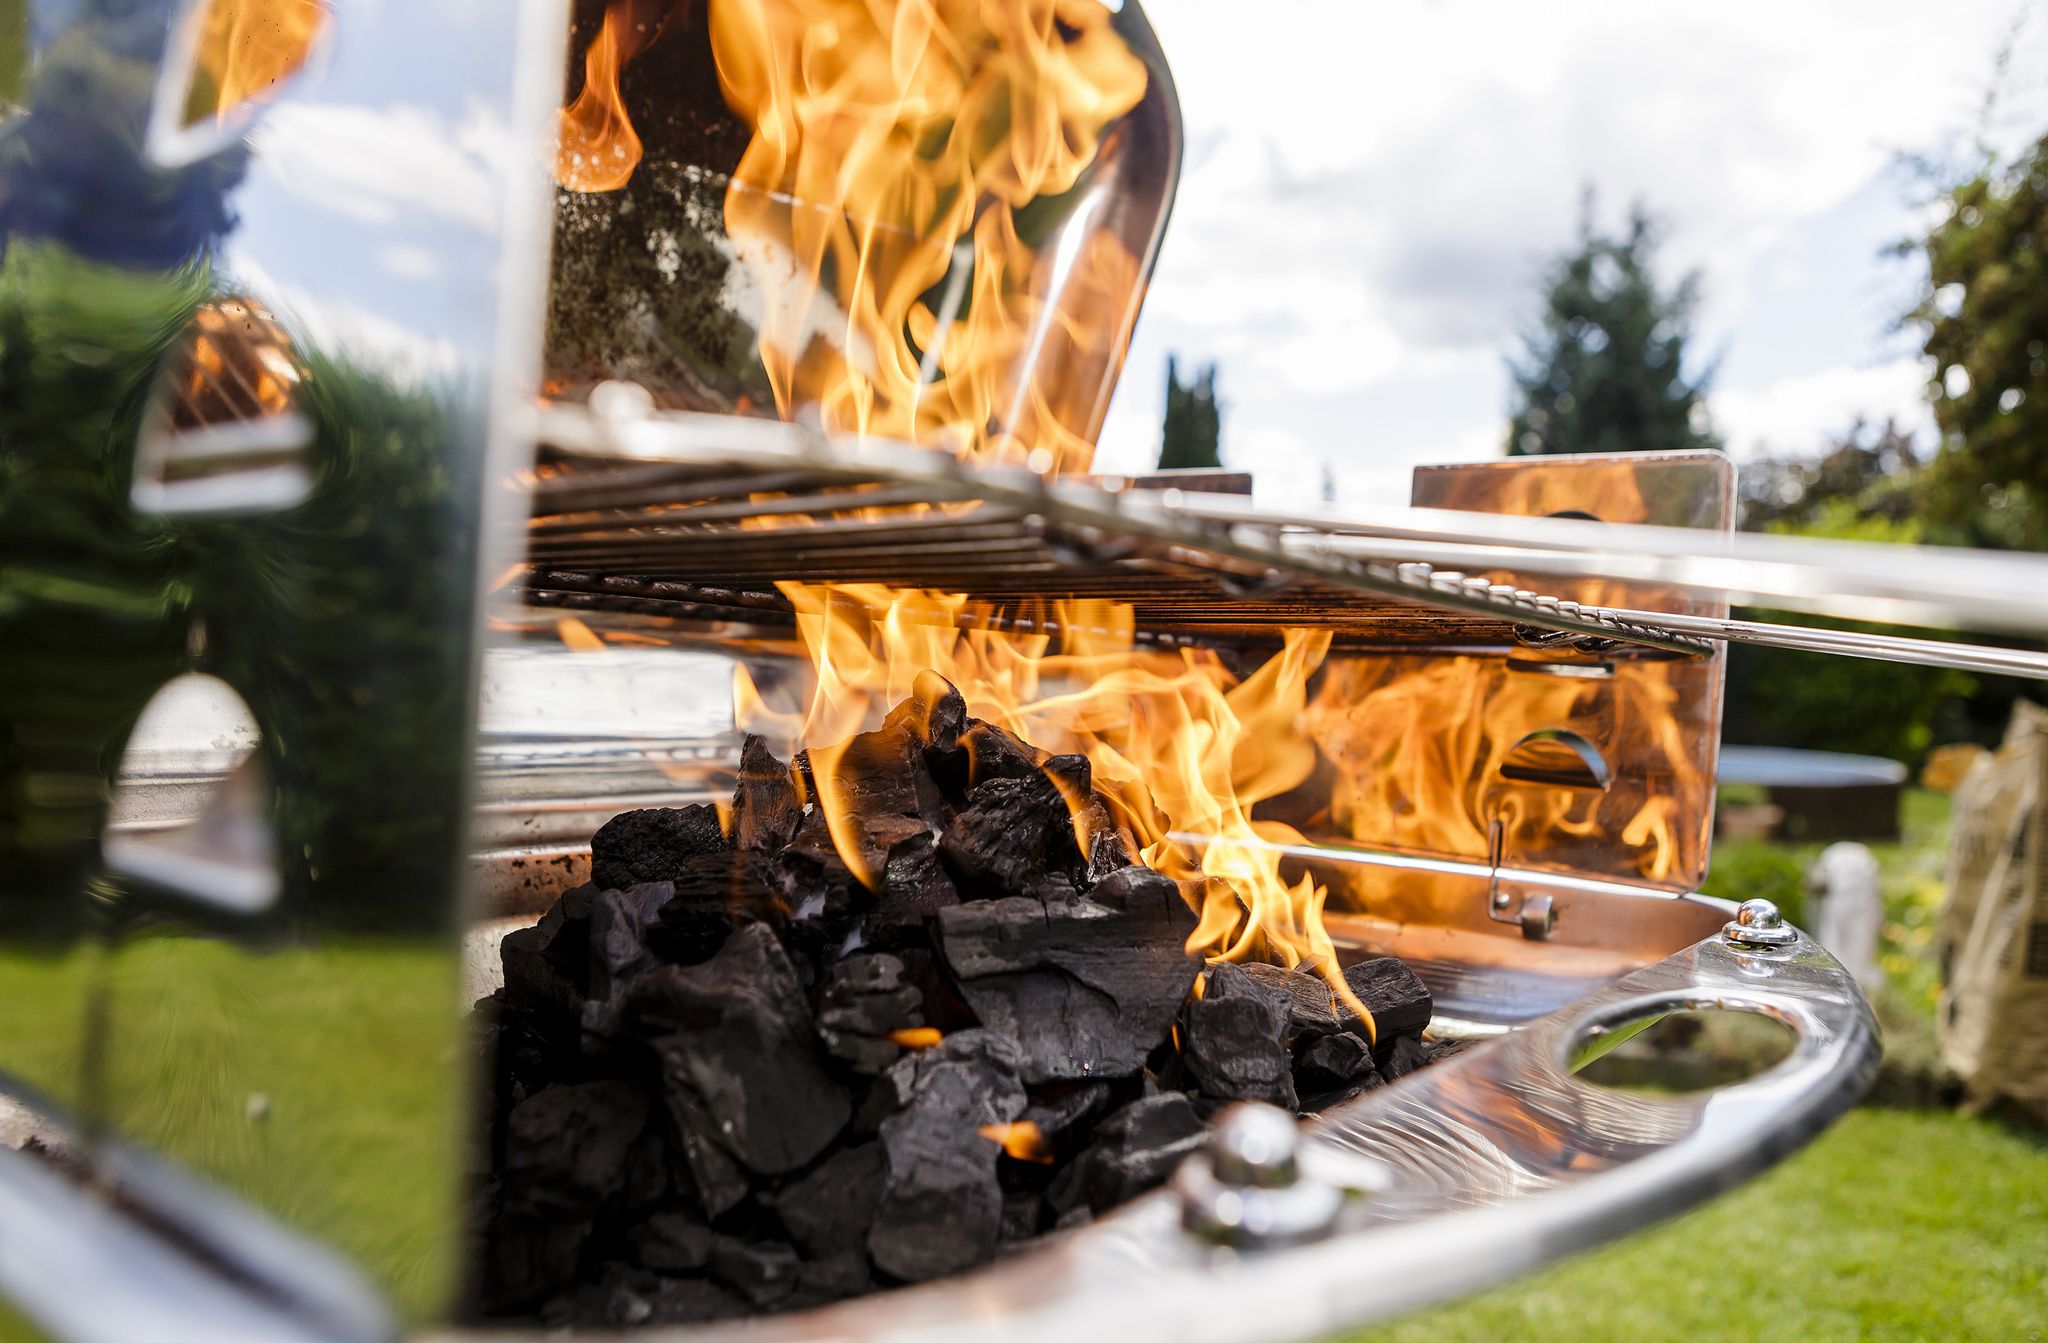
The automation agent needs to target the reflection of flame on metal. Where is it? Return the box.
[735,583,1374,1034]
[554,1,666,192]
[133,297,315,516]
[180,0,327,127]
[710,0,1149,472]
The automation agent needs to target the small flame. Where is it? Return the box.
[737,585,1373,1031]
[888,1027,943,1049]
[185,0,326,125]
[978,1121,1052,1163]
[554,1,662,192]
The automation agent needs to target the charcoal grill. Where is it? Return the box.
[5,2,2048,1342]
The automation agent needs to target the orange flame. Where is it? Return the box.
[185,0,326,125]
[555,1,663,192]
[737,585,1374,1032]
[709,0,1150,471]
[978,1121,1052,1163]
[888,1027,943,1049]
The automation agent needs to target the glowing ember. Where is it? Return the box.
[977,1120,1052,1163]
[888,1026,943,1048]
[737,584,1375,1035]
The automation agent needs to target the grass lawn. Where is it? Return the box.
[1351,786,2046,1343]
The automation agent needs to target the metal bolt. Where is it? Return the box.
[1723,897,1798,948]
[1175,1103,1344,1247]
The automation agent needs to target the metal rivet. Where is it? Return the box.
[1723,897,1798,948]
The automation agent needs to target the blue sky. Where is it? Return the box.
[1092,0,2048,506]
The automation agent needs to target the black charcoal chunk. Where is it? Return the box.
[938,772,1077,892]
[1051,1092,1206,1215]
[709,1237,802,1308]
[772,1142,885,1259]
[627,1211,713,1273]
[590,805,727,890]
[502,1081,650,1216]
[1019,1080,1116,1148]
[868,1030,1026,1282]
[1076,797,1138,884]
[788,1251,873,1309]
[958,719,1044,785]
[1239,961,1345,1037]
[584,882,675,1029]
[1293,1030,1378,1093]
[1181,962,1298,1109]
[875,830,958,928]
[499,882,597,1019]
[477,1213,589,1312]
[882,669,967,752]
[1380,1032,1431,1080]
[632,924,850,1176]
[1339,957,1434,1051]
[673,1123,750,1219]
[815,954,923,1073]
[936,876,1199,1083]
[731,735,801,853]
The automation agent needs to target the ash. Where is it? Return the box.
[467,671,1446,1326]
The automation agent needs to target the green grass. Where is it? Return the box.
[1352,1108,2048,1343]
[1355,786,2041,1343]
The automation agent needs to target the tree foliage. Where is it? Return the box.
[1738,417,1922,533]
[1506,201,1719,457]
[1906,131,2048,549]
[1157,354,1221,470]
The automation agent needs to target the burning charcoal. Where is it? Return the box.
[1293,1030,1378,1093]
[627,1211,713,1273]
[1181,962,1298,1109]
[772,1142,885,1259]
[1239,961,1345,1038]
[1076,796,1139,884]
[1050,1092,1206,1216]
[500,882,597,1020]
[709,1237,802,1309]
[868,1029,1027,1282]
[957,718,1045,785]
[937,771,1078,892]
[1339,957,1434,1052]
[826,722,948,837]
[502,1081,650,1216]
[874,830,958,930]
[629,924,851,1177]
[731,735,801,853]
[1299,1071,1384,1114]
[936,871,1199,1083]
[590,805,727,890]
[881,669,967,752]
[815,954,923,1073]
[653,848,790,965]
[1380,1032,1431,1081]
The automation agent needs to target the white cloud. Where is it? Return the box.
[1710,359,1935,460]
[252,102,504,235]
[1099,0,2045,483]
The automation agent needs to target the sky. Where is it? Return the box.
[1091,0,2048,507]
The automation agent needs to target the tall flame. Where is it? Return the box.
[738,585,1372,1027]
[708,0,1149,471]
[185,0,326,124]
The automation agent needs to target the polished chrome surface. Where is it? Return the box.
[1173,1103,1361,1248]
[446,920,1877,1343]
[0,0,569,1335]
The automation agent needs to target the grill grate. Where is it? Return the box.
[521,403,1711,656]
